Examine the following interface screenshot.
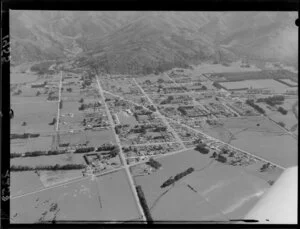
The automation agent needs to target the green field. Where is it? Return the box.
[11,102,57,133]
[11,153,86,167]
[11,135,53,154]
[219,79,290,93]
[10,171,45,197]
[59,129,116,147]
[11,169,140,223]
[131,149,281,221]
[199,116,297,167]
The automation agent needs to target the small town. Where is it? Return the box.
[8,10,298,224]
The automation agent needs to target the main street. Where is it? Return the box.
[104,81,287,171]
[133,78,186,150]
[95,74,147,222]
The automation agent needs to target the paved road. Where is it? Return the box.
[96,74,147,222]
[164,115,286,170]
[216,96,241,117]
[10,166,124,200]
[104,85,287,170]
[56,71,63,132]
[133,78,186,150]
[165,73,221,119]
[129,147,194,168]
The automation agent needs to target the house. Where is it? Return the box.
[31,81,47,88]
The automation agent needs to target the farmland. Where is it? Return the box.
[10,172,45,197]
[10,59,297,223]
[11,102,58,133]
[11,135,53,154]
[10,170,140,223]
[131,149,282,221]
[219,79,291,93]
[197,116,297,167]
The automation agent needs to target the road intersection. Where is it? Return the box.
[10,71,288,222]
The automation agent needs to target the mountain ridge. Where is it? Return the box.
[10,11,298,72]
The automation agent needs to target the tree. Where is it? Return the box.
[79,98,84,103]
[260,163,270,172]
[110,146,120,158]
[136,186,153,222]
[177,106,187,115]
[195,144,209,154]
[146,158,162,169]
[140,126,146,135]
[157,78,165,84]
[148,105,156,112]
[48,117,56,125]
[22,121,27,126]
[277,106,288,115]
[246,99,265,114]
[211,152,218,158]
[216,154,227,163]
[36,91,41,96]
[277,121,285,128]
[78,103,85,111]
[167,95,174,101]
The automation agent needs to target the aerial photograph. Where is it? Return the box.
[9,11,298,224]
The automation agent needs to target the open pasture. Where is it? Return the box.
[131,149,279,221]
[11,135,53,154]
[11,72,38,84]
[10,152,86,167]
[10,171,45,197]
[200,116,297,167]
[219,79,290,93]
[58,129,116,147]
[11,169,140,223]
[11,102,57,133]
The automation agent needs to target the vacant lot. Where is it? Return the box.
[117,111,139,126]
[131,149,277,221]
[11,102,57,133]
[11,169,140,223]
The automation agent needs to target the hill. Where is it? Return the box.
[10,11,298,73]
